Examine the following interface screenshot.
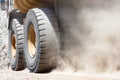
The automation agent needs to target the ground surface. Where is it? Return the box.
[0,11,9,70]
[0,70,119,80]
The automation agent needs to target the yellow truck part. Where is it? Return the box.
[14,0,53,13]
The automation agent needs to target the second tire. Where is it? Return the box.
[8,19,25,71]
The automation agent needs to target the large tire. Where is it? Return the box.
[8,19,25,71]
[24,8,60,73]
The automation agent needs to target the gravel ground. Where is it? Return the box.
[0,10,9,70]
[0,70,119,80]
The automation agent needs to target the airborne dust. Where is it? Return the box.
[55,0,120,73]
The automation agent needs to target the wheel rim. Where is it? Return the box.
[28,25,36,58]
[11,34,16,58]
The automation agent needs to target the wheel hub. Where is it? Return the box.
[28,25,36,57]
[12,34,16,58]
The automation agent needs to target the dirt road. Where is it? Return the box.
[0,70,119,80]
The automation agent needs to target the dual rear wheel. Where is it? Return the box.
[8,8,60,73]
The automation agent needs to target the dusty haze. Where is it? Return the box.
[56,0,120,73]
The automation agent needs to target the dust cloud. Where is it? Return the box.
[56,0,120,73]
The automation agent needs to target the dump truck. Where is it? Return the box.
[1,0,82,73]
[2,0,74,73]
[1,0,99,73]
[6,0,62,73]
